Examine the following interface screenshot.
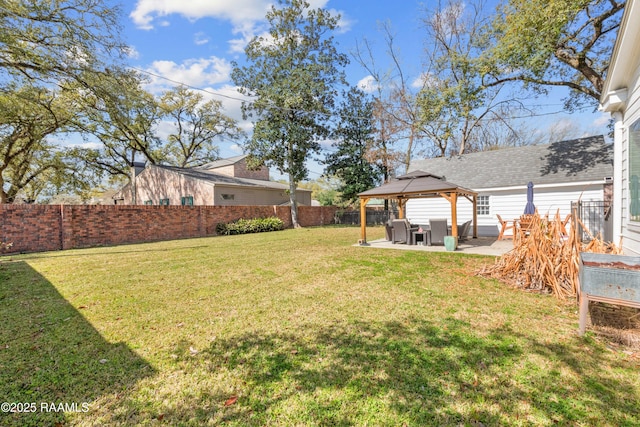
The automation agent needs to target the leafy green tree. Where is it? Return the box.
[325,87,381,205]
[0,0,127,89]
[231,0,348,227]
[0,87,94,203]
[482,0,624,107]
[69,68,161,189]
[0,0,131,202]
[159,86,243,167]
[298,176,341,206]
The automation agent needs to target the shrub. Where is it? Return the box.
[216,216,285,235]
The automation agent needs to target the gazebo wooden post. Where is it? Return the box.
[397,198,406,219]
[359,197,370,244]
[450,192,458,237]
[439,192,458,237]
[472,194,478,238]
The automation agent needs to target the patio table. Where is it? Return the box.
[412,229,431,246]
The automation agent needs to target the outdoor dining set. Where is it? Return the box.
[386,218,472,246]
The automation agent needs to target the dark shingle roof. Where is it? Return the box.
[359,171,476,198]
[408,135,613,189]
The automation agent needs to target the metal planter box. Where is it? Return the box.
[578,252,640,335]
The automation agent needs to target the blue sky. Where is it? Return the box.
[118,0,610,179]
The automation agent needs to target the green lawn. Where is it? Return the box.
[1,226,639,426]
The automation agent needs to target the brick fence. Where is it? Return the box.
[0,204,338,254]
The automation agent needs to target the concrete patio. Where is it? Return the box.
[356,237,513,257]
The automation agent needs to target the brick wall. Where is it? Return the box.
[0,205,63,253]
[0,205,338,254]
[297,206,338,227]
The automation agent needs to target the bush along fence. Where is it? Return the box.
[0,204,338,255]
[216,217,285,235]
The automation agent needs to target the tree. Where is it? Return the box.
[159,86,243,167]
[352,23,426,174]
[0,86,94,203]
[416,0,528,157]
[231,0,348,227]
[0,0,127,89]
[325,87,381,205]
[297,176,341,206]
[0,0,131,202]
[0,0,126,80]
[69,68,162,189]
[482,0,625,108]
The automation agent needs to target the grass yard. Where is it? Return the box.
[1,226,639,426]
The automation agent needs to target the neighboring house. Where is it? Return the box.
[406,136,613,237]
[113,155,312,206]
[599,0,640,255]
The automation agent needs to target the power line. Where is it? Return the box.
[131,65,598,124]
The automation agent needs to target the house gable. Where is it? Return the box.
[195,155,269,180]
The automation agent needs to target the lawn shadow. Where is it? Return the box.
[163,317,640,425]
[0,261,155,426]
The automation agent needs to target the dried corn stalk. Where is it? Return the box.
[478,211,621,299]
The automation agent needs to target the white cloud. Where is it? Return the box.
[593,113,611,127]
[412,72,436,89]
[328,9,354,34]
[142,56,232,93]
[194,32,209,46]
[131,0,341,54]
[130,0,271,30]
[125,46,140,60]
[357,75,379,93]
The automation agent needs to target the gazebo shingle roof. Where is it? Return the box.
[358,171,476,199]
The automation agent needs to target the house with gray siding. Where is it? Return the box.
[599,0,640,255]
[113,155,312,206]
[406,136,613,238]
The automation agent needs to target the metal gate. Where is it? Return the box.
[334,210,397,226]
[571,200,613,242]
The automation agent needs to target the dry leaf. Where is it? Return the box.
[224,395,238,406]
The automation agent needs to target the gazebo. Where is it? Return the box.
[357,171,478,244]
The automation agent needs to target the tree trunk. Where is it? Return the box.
[289,173,300,228]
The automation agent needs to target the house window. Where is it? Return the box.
[477,195,490,215]
[181,196,194,206]
[144,200,153,205]
[221,194,235,201]
[159,198,169,206]
[630,118,640,222]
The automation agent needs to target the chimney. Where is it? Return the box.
[130,162,146,205]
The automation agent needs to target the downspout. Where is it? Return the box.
[612,111,624,245]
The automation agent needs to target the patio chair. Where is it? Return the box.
[429,218,449,245]
[457,220,472,242]
[384,221,393,241]
[391,219,417,244]
[518,214,535,238]
[496,214,514,240]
